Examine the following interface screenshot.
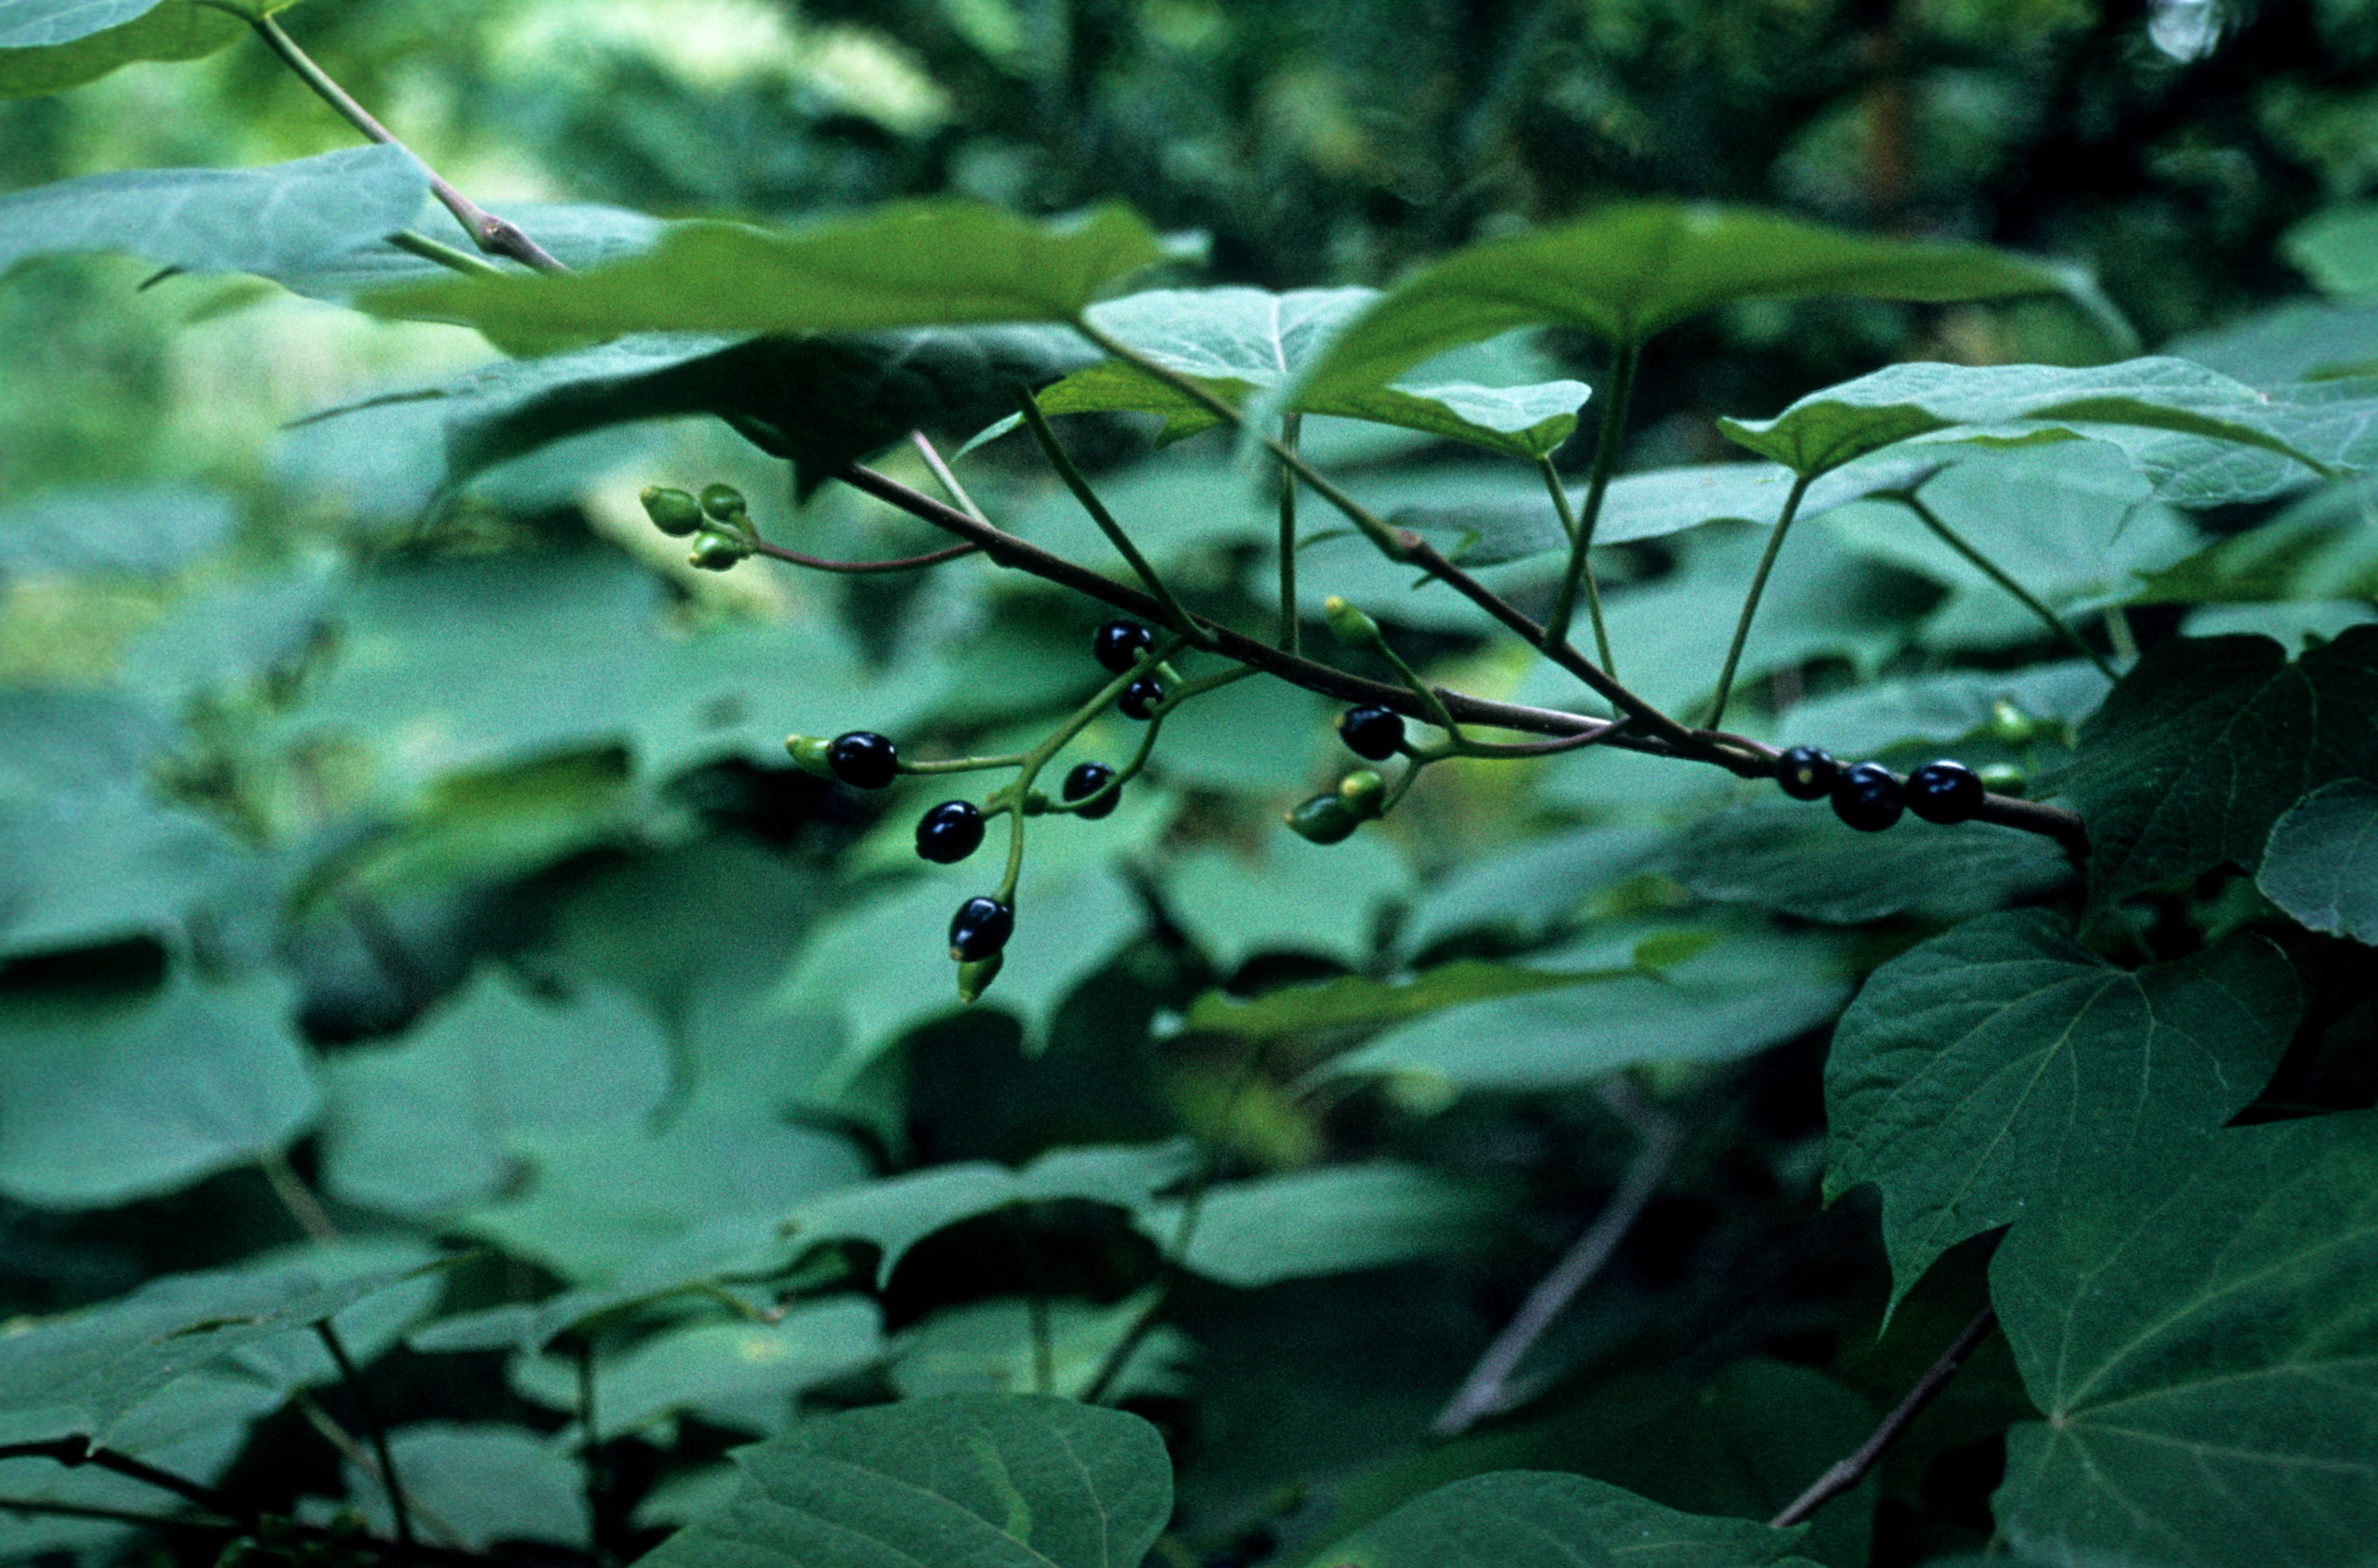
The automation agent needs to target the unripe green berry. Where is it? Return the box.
[1978,762,2028,797]
[688,530,744,570]
[1987,699,2039,747]
[1322,595,1387,655]
[1337,769,1386,820]
[785,735,837,778]
[640,485,705,537]
[958,952,1004,1003]
[1285,792,1359,844]
[699,483,748,522]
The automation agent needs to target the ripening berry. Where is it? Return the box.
[1118,674,1164,721]
[1092,620,1156,673]
[1284,793,1359,844]
[1063,762,1119,820]
[1907,760,1985,824]
[915,801,986,863]
[948,895,1015,962]
[1339,706,1405,761]
[827,731,899,790]
[1776,745,1839,802]
[1831,763,1905,833]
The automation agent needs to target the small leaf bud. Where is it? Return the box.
[640,485,705,537]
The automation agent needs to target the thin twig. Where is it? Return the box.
[314,1322,413,1548]
[1431,1083,1679,1435]
[1015,391,1205,641]
[249,16,565,273]
[0,1441,243,1522]
[1769,1305,2000,1529]
[1537,453,1614,674]
[1707,472,1815,729]
[1542,341,1637,654]
[748,538,979,574]
[908,431,993,524]
[1892,491,2116,679]
[1278,412,1302,655]
[293,1392,468,1549]
[259,1151,341,1244]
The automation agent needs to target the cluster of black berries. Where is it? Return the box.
[1095,618,1166,719]
[1775,746,1985,832]
[1281,706,1408,843]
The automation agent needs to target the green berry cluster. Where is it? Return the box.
[641,483,755,571]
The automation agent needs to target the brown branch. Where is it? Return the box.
[1769,1305,2000,1529]
[831,462,2089,851]
[748,538,980,574]
[249,16,566,274]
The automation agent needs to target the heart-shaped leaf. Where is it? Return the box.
[2256,778,2378,943]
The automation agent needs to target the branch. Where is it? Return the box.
[315,1321,413,1549]
[832,461,2089,852]
[748,538,979,574]
[1769,1305,2000,1529]
[1431,1083,1679,1435]
[249,16,565,273]
[0,1440,242,1522]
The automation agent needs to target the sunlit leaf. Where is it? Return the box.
[1826,910,2297,1303]
[1318,1470,1819,1568]
[1992,1112,2378,1568]
[0,145,424,279]
[1297,201,2065,399]
[2059,626,2378,909]
[364,200,1163,350]
[2257,778,2378,943]
[0,483,235,576]
[0,970,319,1209]
[638,1393,1171,1568]
[0,1,165,48]
[0,0,298,98]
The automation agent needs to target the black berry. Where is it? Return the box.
[948,895,1015,962]
[1092,620,1156,673]
[914,801,986,863]
[1776,745,1839,802]
[1339,706,1405,761]
[1063,762,1119,820]
[1118,674,1165,721]
[1906,759,1985,825]
[1831,763,1905,833]
[827,731,899,790]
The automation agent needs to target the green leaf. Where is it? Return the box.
[339,1424,588,1550]
[1665,802,2076,926]
[890,1290,1189,1403]
[0,1250,445,1442]
[0,482,234,576]
[1164,830,1412,972]
[511,1299,882,1438]
[779,1143,1196,1287]
[1318,1470,1819,1568]
[1037,286,1587,456]
[1825,909,2298,1303]
[0,969,319,1209]
[1331,924,1852,1093]
[1991,1112,2378,1568]
[0,145,425,281]
[2168,298,2378,384]
[1392,451,1951,565]
[638,1392,1171,1568]
[0,0,263,98]
[272,200,662,302]
[2060,626,2378,909]
[0,2,165,48]
[0,687,168,800]
[2257,778,2378,943]
[320,970,673,1220]
[364,200,1162,350]
[1782,659,2111,758]
[2284,202,2378,298]
[2135,472,2378,603]
[0,790,247,958]
[1178,956,1648,1044]
[1396,823,1668,958]
[1139,1163,1501,1287]
[1296,201,2065,400]
[1718,357,2335,491]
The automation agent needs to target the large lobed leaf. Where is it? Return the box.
[0,144,425,281]
[1825,909,2298,1304]
[0,0,308,98]
[640,1393,1171,1568]
[2257,778,2378,944]
[1295,200,2066,400]
[363,200,1163,351]
[1991,1111,2378,1568]
[1718,357,2344,496]
[2060,626,2378,910]
[1319,1470,1821,1568]
[1039,286,1588,457]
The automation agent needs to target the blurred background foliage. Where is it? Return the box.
[2,3,2373,1567]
